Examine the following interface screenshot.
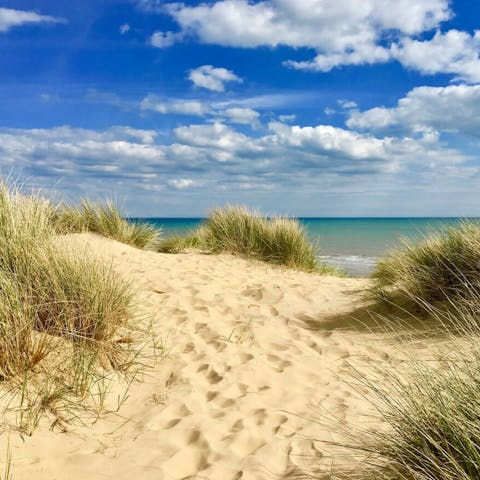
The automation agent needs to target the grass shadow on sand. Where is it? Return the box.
[293,292,456,342]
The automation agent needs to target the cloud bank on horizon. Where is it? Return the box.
[1,0,480,216]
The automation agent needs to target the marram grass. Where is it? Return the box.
[0,183,137,432]
[53,200,160,250]
[337,304,480,480]
[157,205,338,274]
[371,221,480,305]
[355,224,480,478]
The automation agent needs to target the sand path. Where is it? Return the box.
[0,234,414,479]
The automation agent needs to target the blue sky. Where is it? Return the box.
[1,0,480,216]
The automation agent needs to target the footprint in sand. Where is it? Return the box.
[206,391,219,402]
[242,284,284,304]
[238,352,254,364]
[267,353,292,373]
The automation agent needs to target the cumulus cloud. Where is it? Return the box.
[222,107,260,125]
[149,0,480,82]
[265,121,464,175]
[162,0,450,72]
[167,0,449,47]
[173,123,257,158]
[286,44,390,72]
[5,98,463,197]
[188,65,242,92]
[347,84,480,137]
[0,121,470,214]
[0,7,65,33]
[0,126,169,179]
[153,1,480,81]
[391,30,480,83]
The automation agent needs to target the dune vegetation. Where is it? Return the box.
[371,221,480,306]
[157,205,338,274]
[53,200,160,249]
[0,184,141,434]
[349,222,480,479]
[346,305,480,480]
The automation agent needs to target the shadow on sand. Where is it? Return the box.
[293,290,457,342]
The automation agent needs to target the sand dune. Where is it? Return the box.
[0,234,426,479]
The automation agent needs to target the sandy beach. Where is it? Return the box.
[0,233,441,480]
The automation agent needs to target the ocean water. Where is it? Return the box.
[136,217,470,277]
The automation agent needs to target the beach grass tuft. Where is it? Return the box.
[53,200,160,249]
[156,232,204,254]
[157,205,338,273]
[371,221,480,305]
[0,183,137,431]
[341,304,480,480]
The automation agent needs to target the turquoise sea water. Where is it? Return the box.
[135,217,472,277]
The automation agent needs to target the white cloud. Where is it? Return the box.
[222,107,260,125]
[188,65,242,92]
[140,95,211,116]
[173,122,256,155]
[0,7,65,33]
[347,84,480,137]
[168,178,197,189]
[157,1,480,81]
[286,44,390,72]
[391,30,480,83]
[164,0,450,71]
[338,99,358,109]
[150,30,183,48]
[120,23,130,35]
[278,114,296,122]
[266,121,461,173]
[139,94,261,124]
[0,120,470,215]
[0,126,169,179]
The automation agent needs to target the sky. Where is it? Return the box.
[1,0,480,217]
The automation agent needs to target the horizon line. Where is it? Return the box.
[129,216,480,220]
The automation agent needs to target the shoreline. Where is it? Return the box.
[318,253,377,277]
[142,216,469,277]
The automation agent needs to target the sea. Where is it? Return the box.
[135,217,471,277]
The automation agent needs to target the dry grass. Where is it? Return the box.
[371,221,480,306]
[53,201,160,249]
[157,205,339,274]
[156,231,205,254]
[0,184,141,434]
[329,297,480,480]
[330,222,480,479]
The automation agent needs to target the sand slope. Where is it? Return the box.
[0,234,410,479]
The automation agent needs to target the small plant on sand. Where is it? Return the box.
[158,205,338,274]
[0,183,137,432]
[156,232,204,254]
[371,221,480,305]
[53,200,160,249]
